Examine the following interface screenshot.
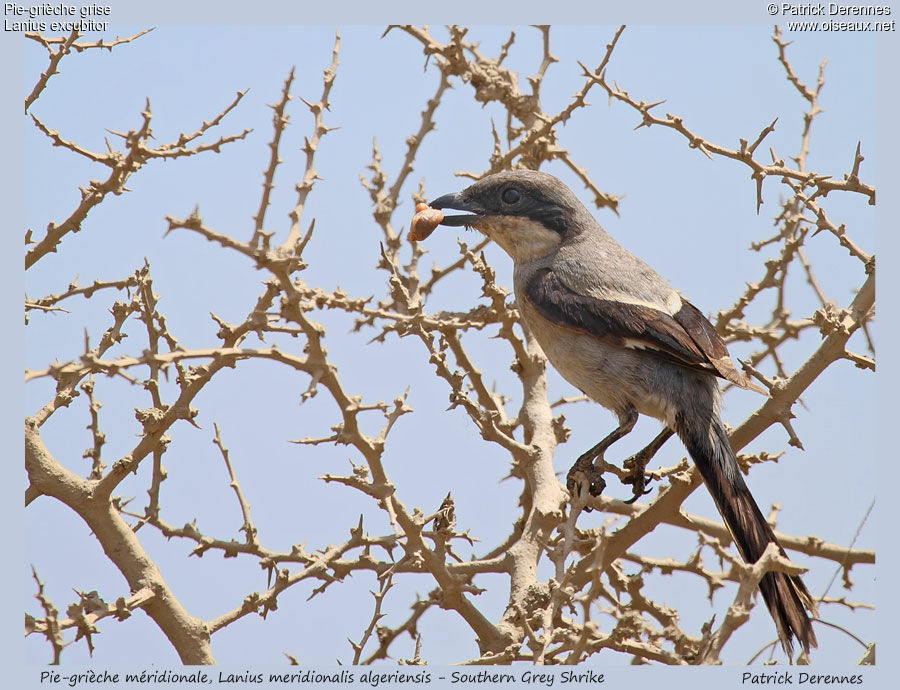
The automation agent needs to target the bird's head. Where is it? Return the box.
[430,170,590,263]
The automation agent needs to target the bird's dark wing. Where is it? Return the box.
[669,298,765,392]
[524,267,764,392]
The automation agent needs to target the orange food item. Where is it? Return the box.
[408,203,444,242]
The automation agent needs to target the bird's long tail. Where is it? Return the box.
[677,415,818,655]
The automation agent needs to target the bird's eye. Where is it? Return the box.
[501,188,520,205]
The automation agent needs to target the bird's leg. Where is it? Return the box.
[567,407,637,510]
[621,427,674,504]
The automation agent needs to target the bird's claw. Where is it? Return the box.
[567,455,606,513]
[622,453,655,504]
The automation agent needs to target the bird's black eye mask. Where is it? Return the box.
[429,185,567,234]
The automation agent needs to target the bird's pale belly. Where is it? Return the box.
[517,297,678,425]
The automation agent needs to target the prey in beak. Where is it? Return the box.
[429,192,486,228]
[426,183,564,264]
[411,171,569,262]
[407,193,486,242]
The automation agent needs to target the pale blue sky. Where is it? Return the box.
[10,2,891,681]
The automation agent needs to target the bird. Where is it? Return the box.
[428,169,818,656]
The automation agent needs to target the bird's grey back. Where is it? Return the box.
[553,226,677,308]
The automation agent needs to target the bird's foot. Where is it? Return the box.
[621,450,655,504]
[566,453,607,513]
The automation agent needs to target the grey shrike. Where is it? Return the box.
[428,169,818,655]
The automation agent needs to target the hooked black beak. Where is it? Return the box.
[429,192,485,227]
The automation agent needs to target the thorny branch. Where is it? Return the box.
[25,25,873,665]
